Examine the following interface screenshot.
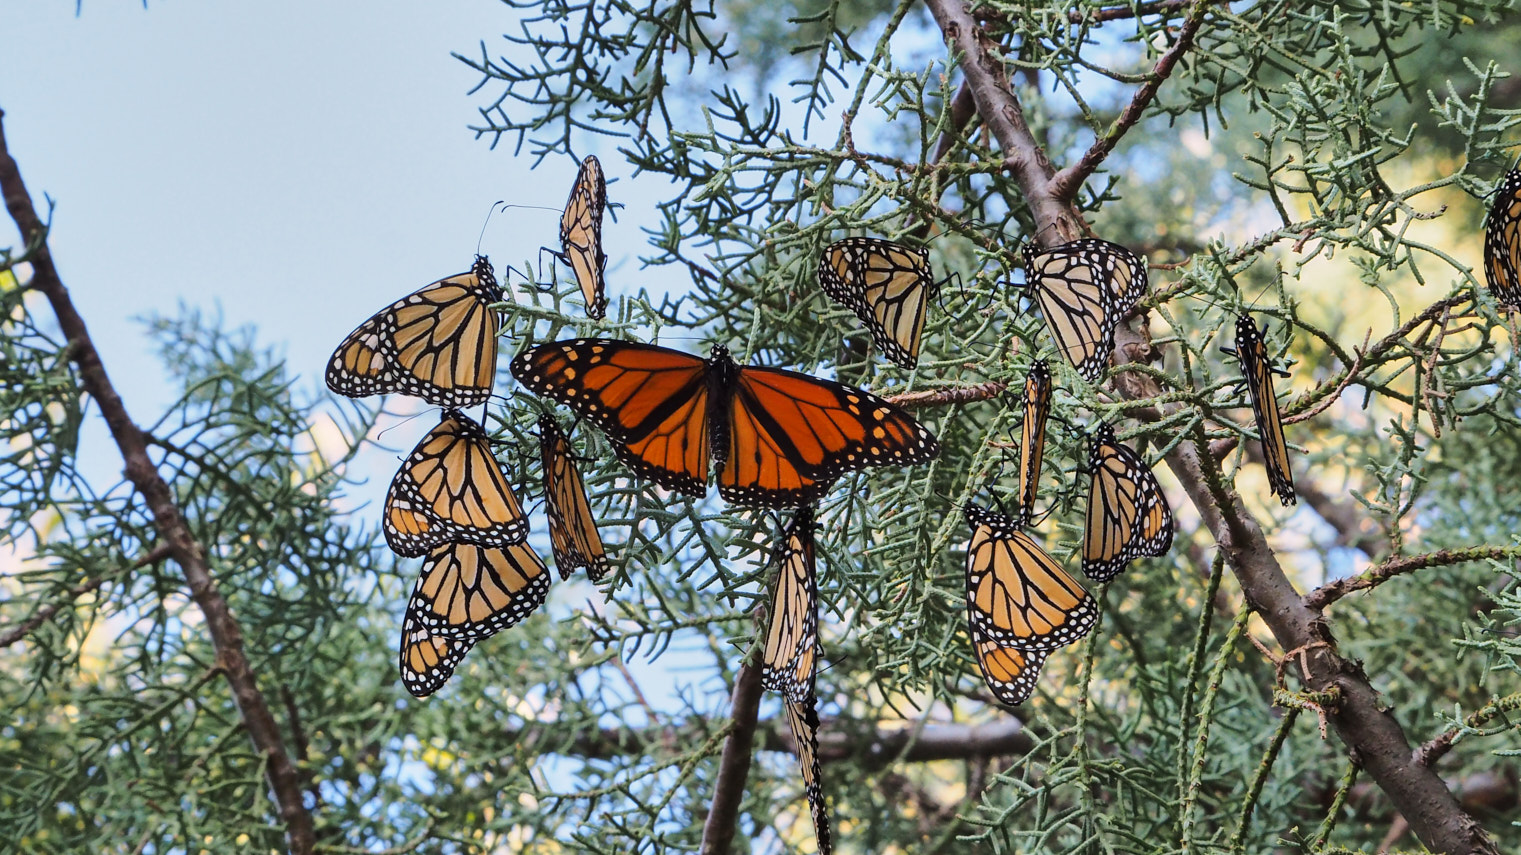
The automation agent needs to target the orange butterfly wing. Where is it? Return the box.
[539,414,611,581]
[720,359,940,507]
[511,339,711,497]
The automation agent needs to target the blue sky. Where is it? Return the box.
[3,1,643,414]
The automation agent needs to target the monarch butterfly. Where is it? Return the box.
[965,503,1097,651]
[383,410,529,558]
[817,237,936,369]
[327,255,503,408]
[510,339,940,508]
[1016,361,1053,526]
[1484,168,1521,308]
[539,414,611,581]
[398,541,551,697]
[1021,239,1147,382]
[1083,425,1173,582]
[783,693,832,855]
[1225,314,1296,506]
[762,507,818,703]
[556,155,608,319]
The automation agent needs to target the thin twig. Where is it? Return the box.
[1051,1,1212,202]
[0,543,172,649]
[0,107,316,855]
[1304,546,1521,611]
[885,381,1007,409]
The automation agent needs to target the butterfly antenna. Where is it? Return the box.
[477,200,507,257]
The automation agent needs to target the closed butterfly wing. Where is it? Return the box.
[539,414,611,581]
[964,503,1097,652]
[1022,239,1146,383]
[818,237,935,369]
[720,352,941,507]
[1016,361,1052,526]
[398,615,476,698]
[512,339,712,498]
[1484,169,1521,309]
[384,411,529,557]
[402,541,551,642]
[972,641,1048,707]
[559,155,609,319]
[327,255,503,407]
[1232,315,1296,505]
[783,694,833,855]
[762,507,819,702]
[398,540,549,697]
[1082,426,1173,582]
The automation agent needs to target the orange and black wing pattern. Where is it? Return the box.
[398,615,476,699]
[538,414,610,581]
[327,255,503,407]
[720,350,940,507]
[964,503,1097,652]
[1082,425,1173,582]
[761,507,819,702]
[511,338,712,498]
[514,340,940,508]
[1485,169,1521,309]
[397,540,551,697]
[817,237,935,369]
[783,693,833,855]
[1021,239,1146,383]
[1016,361,1052,526]
[383,411,529,557]
[559,155,609,319]
[1231,315,1295,506]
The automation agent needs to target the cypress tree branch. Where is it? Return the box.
[1305,546,1521,611]
[0,108,316,855]
[906,10,1504,845]
[1110,321,1500,854]
[0,544,171,649]
[922,0,1080,242]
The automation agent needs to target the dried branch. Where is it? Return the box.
[0,108,316,855]
[885,381,1007,409]
[1304,546,1521,611]
[698,660,764,855]
[1050,1,1211,202]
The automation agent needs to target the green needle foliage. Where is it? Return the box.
[7,1,1521,853]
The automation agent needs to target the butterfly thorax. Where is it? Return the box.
[706,344,738,471]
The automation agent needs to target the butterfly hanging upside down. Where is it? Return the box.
[510,339,940,508]
[1484,168,1521,309]
[1021,238,1149,383]
[817,237,937,370]
[963,502,1097,706]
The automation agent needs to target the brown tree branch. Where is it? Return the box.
[1111,322,1499,854]
[698,660,764,855]
[0,108,316,855]
[546,715,1035,767]
[1305,546,1521,611]
[1050,1,1211,202]
[885,381,1007,409]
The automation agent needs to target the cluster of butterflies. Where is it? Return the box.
[322,144,1519,852]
